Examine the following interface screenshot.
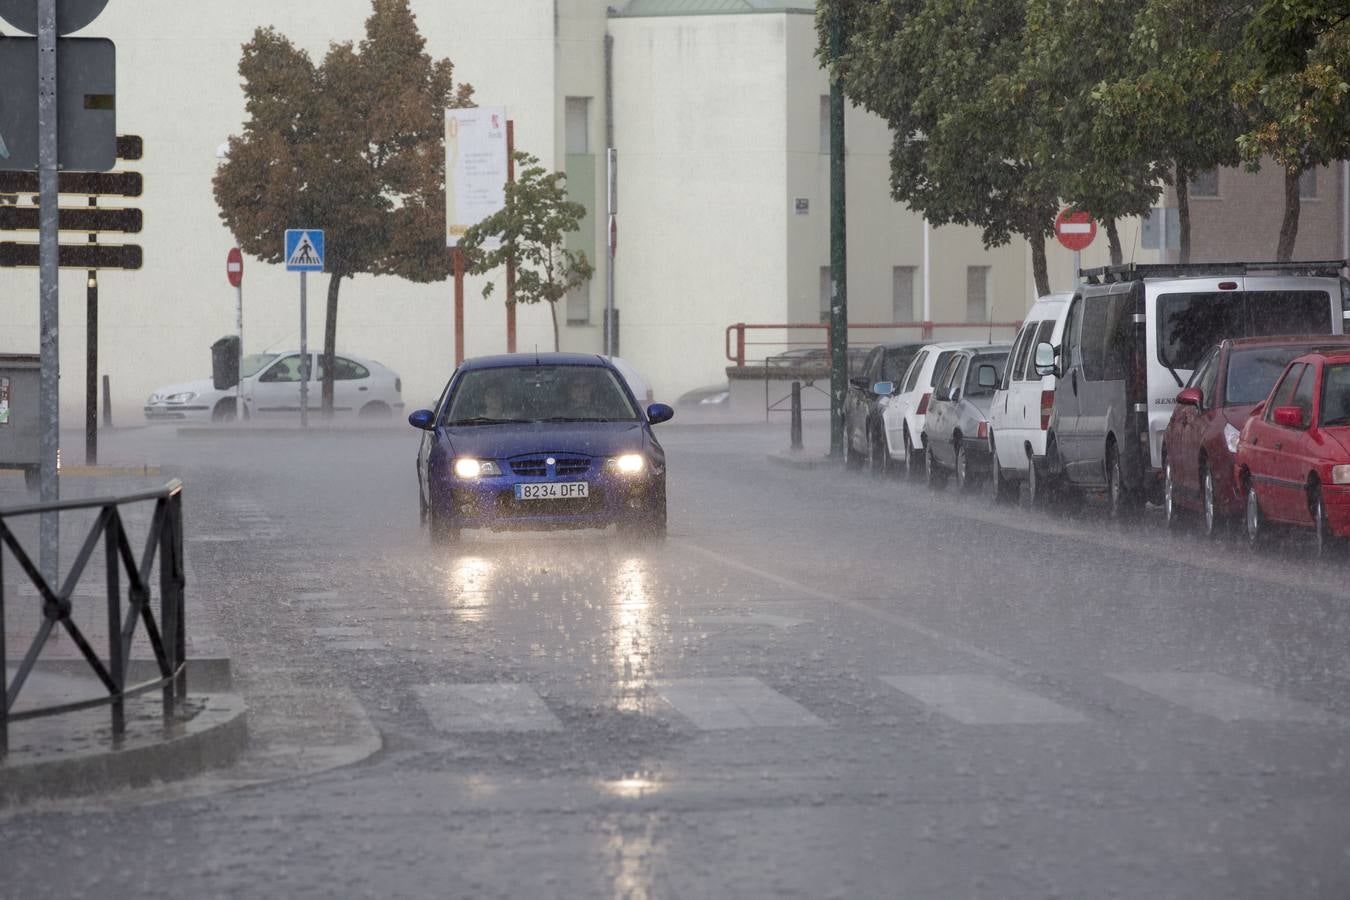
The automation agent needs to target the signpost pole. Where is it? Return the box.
[454,247,465,366]
[1073,250,1081,287]
[606,147,617,357]
[505,120,516,354]
[37,0,59,584]
[299,270,308,429]
[86,196,98,463]
[827,8,848,459]
[236,254,244,422]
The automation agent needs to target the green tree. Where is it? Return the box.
[213,0,473,416]
[1236,0,1350,260]
[1093,0,1253,263]
[458,150,594,352]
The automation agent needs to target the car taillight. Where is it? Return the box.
[1040,390,1053,430]
[916,392,930,415]
[977,421,988,439]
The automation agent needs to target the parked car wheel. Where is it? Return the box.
[868,426,890,477]
[955,440,978,494]
[988,440,1017,505]
[1106,445,1139,520]
[1244,480,1266,549]
[212,397,237,423]
[1024,450,1043,509]
[843,425,863,471]
[359,400,392,420]
[1311,485,1333,557]
[1163,456,1183,530]
[1199,463,1221,538]
[903,429,922,479]
[925,444,949,490]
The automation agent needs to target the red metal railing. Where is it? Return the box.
[724,321,1023,367]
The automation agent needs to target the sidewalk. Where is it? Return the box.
[0,470,246,806]
[764,419,837,470]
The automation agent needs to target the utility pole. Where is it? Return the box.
[38,0,60,584]
[827,6,848,458]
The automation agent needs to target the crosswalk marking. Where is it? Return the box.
[415,683,562,733]
[882,674,1087,725]
[655,677,826,730]
[1109,672,1341,724]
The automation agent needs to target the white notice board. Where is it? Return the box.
[445,106,507,249]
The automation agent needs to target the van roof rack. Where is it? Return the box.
[1081,260,1349,285]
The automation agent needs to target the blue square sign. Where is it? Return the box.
[284,229,325,272]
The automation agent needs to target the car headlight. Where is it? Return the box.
[453,458,501,478]
[610,453,646,475]
[147,393,162,404]
[1224,423,1240,454]
[164,392,196,404]
[1332,464,1350,485]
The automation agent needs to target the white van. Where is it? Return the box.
[988,292,1073,504]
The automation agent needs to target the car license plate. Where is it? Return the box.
[515,482,589,501]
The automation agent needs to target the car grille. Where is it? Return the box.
[509,456,593,477]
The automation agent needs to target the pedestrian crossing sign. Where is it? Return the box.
[284,229,325,272]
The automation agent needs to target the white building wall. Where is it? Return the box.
[609,14,792,401]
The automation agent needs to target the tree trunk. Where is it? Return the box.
[1175,164,1191,264]
[549,301,560,352]
[1277,164,1301,262]
[1105,218,1123,266]
[1030,228,1050,297]
[322,273,343,418]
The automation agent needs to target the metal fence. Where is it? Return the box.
[0,480,186,757]
[724,321,1023,368]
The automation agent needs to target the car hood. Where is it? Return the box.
[1221,404,1260,430]
[149,378,218,399]
[1321,425,1350,457]
[442,421,648,459]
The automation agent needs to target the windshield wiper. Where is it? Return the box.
[538,416,609,423]
[448,416,529,426]
[1166,365,1183,388]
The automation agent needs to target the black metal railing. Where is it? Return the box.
[0,480,186,758]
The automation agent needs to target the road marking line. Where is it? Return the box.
[882,674,1087,724]
[655,676,826,729]
[1109,672,1342,724]
[679,541,1028,677]
[415,683,562,733]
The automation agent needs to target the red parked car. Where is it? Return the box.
[1163,336,1350,535]
[1235,349,1350,554]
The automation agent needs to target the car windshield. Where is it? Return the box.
[1321,364,1350,427]
[1225,347,1312,406]
[240,353,278,378]
[444,365,638,424]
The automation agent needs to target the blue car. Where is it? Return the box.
[409,353,674,542]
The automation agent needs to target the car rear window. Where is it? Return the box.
[1158,290,1333,370]
[1322,364,1350,427]
[929,351,957,388]
[882,346,922,383]
[1225,347,1317,406]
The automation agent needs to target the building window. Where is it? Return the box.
[565,97,590,155]
[819,96,830,154]
[566,279,590,325]
[892,266,916,322]
[1189,168,1219,198]
[1299,167,1317,199]
[965,266,990,323]
[819,266,832,323]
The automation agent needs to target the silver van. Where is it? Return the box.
[1033,261,1350,515]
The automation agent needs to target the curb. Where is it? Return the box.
[31,657,233,692]
[0,692,248,807]
[175,425,401,438]
[766,450,835,470]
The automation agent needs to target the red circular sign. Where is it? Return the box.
[226,247,243,287]
[1054,208,1097,251]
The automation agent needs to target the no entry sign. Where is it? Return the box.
[1055,208,1097,251]
[226,246,243,287]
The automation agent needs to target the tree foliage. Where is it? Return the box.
[458,151,594,352]
[214,0,472,414]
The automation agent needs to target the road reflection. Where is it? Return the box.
[612,557,654,713]
[445,555,496,622]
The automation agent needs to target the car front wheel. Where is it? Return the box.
[1200,463,1221,538]
[1311,485,1334,557]
[428,502,460,545]
[1245,480,1266,549]
[1163,456,1183,530]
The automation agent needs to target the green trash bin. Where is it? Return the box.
[0,354,41,490]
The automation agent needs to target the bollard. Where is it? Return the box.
[790,381,803,450]
[102,374,112,427]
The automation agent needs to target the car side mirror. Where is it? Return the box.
[1176,387,1202,407]
[646,402,674,425]
[1273,405,1304,428]
[872,381,895,397]
[1033,342,1057,376]
[408,408,435,430]
[977,365,998,389]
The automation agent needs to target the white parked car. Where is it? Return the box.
[988,292,1072,504]
[880,341,982,476]
[144,351,404,423]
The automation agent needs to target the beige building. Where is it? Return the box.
[1,0,1144,423]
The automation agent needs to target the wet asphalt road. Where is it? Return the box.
[2,422,1350,899]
